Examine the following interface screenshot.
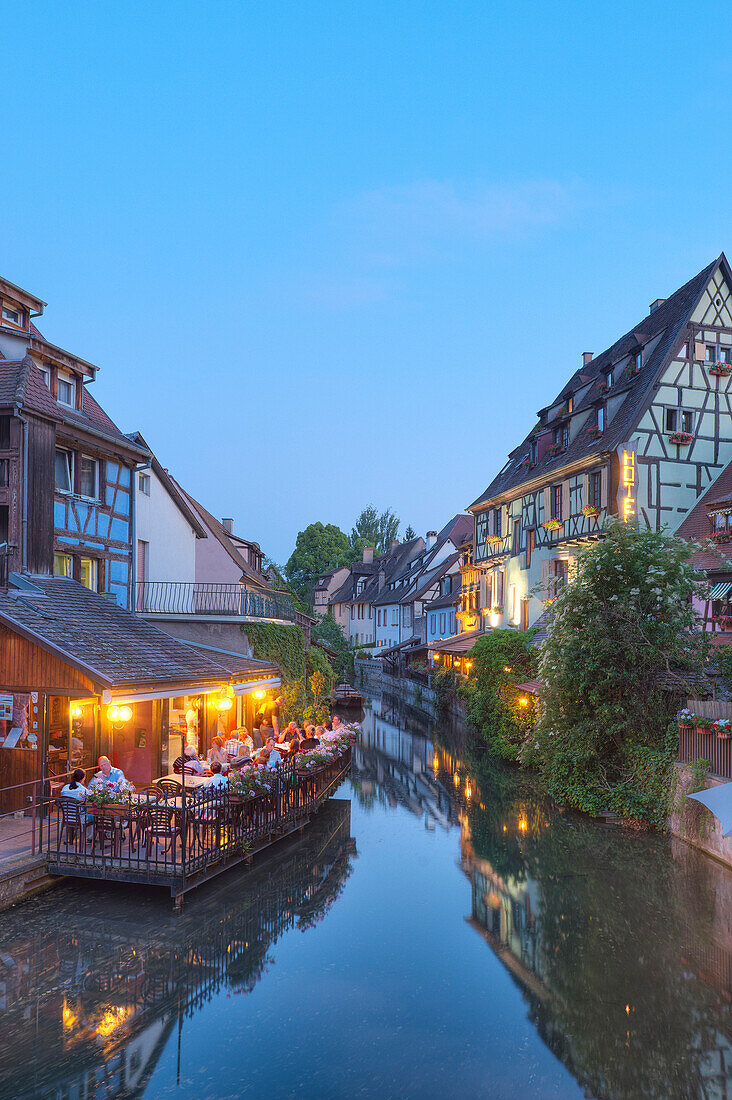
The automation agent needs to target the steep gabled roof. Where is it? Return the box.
[127,432,208,539]
[329,537,426,607]
[436,514,473,547]
[170,478,271,588]
[0,356,61,421]
[470,256,725,509]
[401,552,461,604]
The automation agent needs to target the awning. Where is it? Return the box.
[380,636,420,657]
[232,676,281,697]
[688,782,732,836]
[709,582,732,600]
[429,629,484,656]
[516,680,545,696]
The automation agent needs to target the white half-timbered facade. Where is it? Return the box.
[468,254,732,631]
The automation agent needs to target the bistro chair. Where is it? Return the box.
[129,786,162,848]
[56,797,88,850]
[191,788,225,852]
[140,805,183,862]
[90,810,121,859]
[157,779,182,800]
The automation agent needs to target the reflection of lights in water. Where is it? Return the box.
[432,754,439,774]
[502,824,507,832]
[453,773,460,788]
[95,1005,130,1038]
[518,818,528,832]
[62,1000,77,1031]
[465,780,472,799]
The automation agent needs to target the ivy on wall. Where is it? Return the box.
[245,623,333,722]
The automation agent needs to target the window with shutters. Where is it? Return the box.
[588,471,602,509]
[551,485,562,520]
[512,518,522,555]
[526,529,535,568]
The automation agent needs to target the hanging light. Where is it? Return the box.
[253,689,265,700]
[519,696,529,706]
[70,703,83,720]
[215,695,233,712]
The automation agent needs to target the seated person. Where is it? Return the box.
[60,768,89,801]
[207,736,227,767]
[173,745,206,775]
[203,762,228,789]
[230,751,253,771]
[331,715,344,732]
[225,728,253,759]
[264,738,282,769]
[278,721,298,744]
[94,756,127,788]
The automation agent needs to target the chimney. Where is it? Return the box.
[649,298,666,314]
[222,518,233,534]
[426,530,437,550]
[391,538,399,548]
[362,546,374,564]
[378,568,386,591]
[582,352,594,366]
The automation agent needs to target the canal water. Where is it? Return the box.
[0,693,731,1099]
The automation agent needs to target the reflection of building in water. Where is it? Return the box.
[352,698,459,830]
[0,800,355,1100]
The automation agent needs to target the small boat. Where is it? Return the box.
[331,683,364,708]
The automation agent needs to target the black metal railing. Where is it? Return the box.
[45,748,351,893]
[136,580,297,621]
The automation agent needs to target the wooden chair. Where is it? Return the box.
[57,797,87,849]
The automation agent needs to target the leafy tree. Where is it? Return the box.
[350,506,400,556]
[404,524,416,541]
[284,522,351,603]
[459,630,538,759]
[312,612,354,681]
[527,520,709,824]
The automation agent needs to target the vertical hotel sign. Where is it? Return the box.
[621,447,636,522]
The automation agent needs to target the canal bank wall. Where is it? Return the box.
[670,763,732,871]
[355,659,437,712]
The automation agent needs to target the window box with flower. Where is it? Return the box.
[669,431,693,446]
[676,708,695,733]
[713,719,732,740]
[542,519,562,532]
[581,504,600,519]
[487,534,503,548]
[586,426,603,441]
[708,363,732,377]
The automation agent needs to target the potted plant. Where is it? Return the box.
[227,765,273,802]
[623,363,641,379]
[586,426,603,440]
[708,363,732,377]
[581,504,600,518]
[713,718,732,739]
[542,518,562,532]
[676,708,695,733]
[598,382,610,395]
[86,777,136,814]
[695,715,713,735]
[487,534,503,548]
[669,430,693,446]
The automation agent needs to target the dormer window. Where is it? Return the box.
[605,370,613,388]
[635,350,642,371]
[38,365,51,389]
[567,397,573,413]
[57,370,76,408]
[597,406,605,431]
[2,305,22,326]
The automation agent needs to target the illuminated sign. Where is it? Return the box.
[621,449,636,522]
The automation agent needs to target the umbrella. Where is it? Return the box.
[687,782,732,836]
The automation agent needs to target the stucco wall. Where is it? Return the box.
[136,469,198,583]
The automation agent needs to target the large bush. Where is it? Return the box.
[526,520,708,824]
[459,630,538,760]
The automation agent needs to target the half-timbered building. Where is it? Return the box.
[468,254,732,630]
[0,275,148,605]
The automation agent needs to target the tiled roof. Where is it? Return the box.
[403,552,461,604]
[0,356,61,421]
[436,514,473,547]
[426,586,460,610]
[676,458,732,572]
[329,538,425,606]
[470,256,723,509]
[0,576,277,689]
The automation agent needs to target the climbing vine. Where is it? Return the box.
[245,623,333,722]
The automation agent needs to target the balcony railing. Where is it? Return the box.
[136,581,297,622]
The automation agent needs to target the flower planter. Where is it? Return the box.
[677,723,693,734]
[696,724,713,736]
[709,365,732,377]
[581,506,600,519]
[669,432,693,446]
[542,520,562,532]
[586,428,603,441]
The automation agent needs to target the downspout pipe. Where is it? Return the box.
[16,409,28,572]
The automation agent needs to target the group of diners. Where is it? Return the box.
[56,714,349,803]
[173,714,349,782]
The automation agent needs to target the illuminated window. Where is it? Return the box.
[80,558,98,591]
[53,553,73,577]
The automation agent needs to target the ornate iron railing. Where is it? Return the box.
[136,580,296,621]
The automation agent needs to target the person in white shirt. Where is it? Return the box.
[264,738,281,770]
[225,729,253,759]
[203,763,228,789]
[60,768,89,801]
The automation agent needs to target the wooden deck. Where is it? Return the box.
[45,750,351,897]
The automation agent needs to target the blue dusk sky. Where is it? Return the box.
[2,1,730,564]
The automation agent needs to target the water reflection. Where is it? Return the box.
[358,692,732,1099]
[0,799,355,1099]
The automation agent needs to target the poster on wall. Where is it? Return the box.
[0,695,12,723]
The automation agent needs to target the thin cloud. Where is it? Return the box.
[337,178,586,264]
